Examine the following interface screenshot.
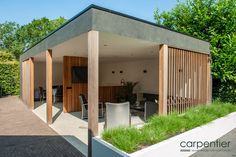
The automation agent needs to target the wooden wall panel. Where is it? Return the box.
[21,59,34,109]
[99,86,121,103]
[167,47,210,114]
[63,56,88,113]
[63,56,122,113]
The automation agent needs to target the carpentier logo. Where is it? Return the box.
[180,139,230,152]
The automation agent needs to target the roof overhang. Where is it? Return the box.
[20,5,210,62]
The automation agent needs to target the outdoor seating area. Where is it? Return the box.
[34,90,158,121]
[34,85,63,103]
[33,100,144,148]
[32,90,160,154]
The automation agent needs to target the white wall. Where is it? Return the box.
[34,62,63,89]
[99,59,159,94]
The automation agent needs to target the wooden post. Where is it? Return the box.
[88,31,99,157]
[29,57,34,110]
[159,44,168,115]
[46,49,53,124]
[206,55,212,104]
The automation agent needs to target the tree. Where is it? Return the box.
[154,0,236,102]
[0,22,19,52]
[0,17,66,59]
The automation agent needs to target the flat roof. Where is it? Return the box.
[20,4,210,61]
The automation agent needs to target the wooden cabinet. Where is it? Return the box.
[99,86,121,103]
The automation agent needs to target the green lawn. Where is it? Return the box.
[102,101,236,153]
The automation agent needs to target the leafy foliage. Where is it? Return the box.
[154,0,236,102]
[0,51,20,95]
[0,17,66,59]
[0,50,15,61]
[0,17,66,96]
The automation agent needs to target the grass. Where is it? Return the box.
[102,101,236,153]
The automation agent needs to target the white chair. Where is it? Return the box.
[79,94,104,119]
[105,102,131,129]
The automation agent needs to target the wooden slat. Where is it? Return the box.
[173,48,176,113]
[179,49,182,112]
[175,49,179,113]
[183,50,186,110]
[46,49,53,124]
[206,55,211,104]
[187,50,190,110]
[159,44,168,115]
[193,52,195,105]
[181,50,184,112]
[204,55,206,103]
[172,49,175,113]
[168,48,172,113]
[200,54,203,104]
[170,48,174,113]
[187,51,190,108]
[88,30,99,157]
[190,51,193,107]
[202,54,205,103]
[177,49,180,113]
[201,54,204,103]
[196,53,199,104]
[168,48,170,113]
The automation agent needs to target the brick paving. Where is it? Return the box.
[0,96,84,157]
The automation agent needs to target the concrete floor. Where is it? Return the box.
[33,101,144,156]
[0,96,84,157]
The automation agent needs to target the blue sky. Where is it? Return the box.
[0,0,178,25]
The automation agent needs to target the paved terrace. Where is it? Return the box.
[0,96,84,157]
[32,101,144,155]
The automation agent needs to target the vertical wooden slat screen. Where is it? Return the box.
[167,47,209,114]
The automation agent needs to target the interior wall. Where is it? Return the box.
[34,62,63,89]
[99,58,159,94]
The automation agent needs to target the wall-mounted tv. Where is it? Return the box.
[71,66,88,83]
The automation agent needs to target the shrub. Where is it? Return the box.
[0,50,15,62]
[0,51,20,95]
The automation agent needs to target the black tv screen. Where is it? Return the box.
[71,66,88,83]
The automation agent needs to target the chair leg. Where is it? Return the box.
[81,109,84,119]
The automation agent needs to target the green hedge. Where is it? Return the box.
[0,61,20,95]
[0,51,15,62]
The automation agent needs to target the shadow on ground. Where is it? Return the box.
[0,135,85,157]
